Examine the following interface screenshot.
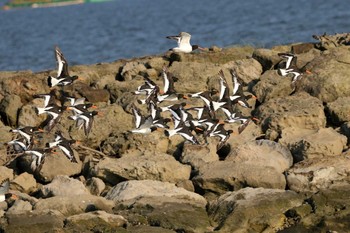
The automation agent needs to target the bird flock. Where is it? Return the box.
[4,32,306,173]
[6,46,98,171]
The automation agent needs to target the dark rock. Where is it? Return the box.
[291,43,315,54]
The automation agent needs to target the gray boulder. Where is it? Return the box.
[326,96,350,124]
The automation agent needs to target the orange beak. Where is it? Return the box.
[252,117,259,122]
[78,77,84,81]
[91,105,98,109]
[38,128,45,132]
[182,95,188,99]
[305,70,312,75]
[159,90,164,95]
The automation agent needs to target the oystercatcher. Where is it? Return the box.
[164,117,199,144]
[47,131,77,162]
[69,110,99,136]
[130,106,157,134]
[47,46,79,88]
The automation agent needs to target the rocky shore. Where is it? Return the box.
[1,33,350,232]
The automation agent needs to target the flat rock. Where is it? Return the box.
[252,70,294,103]
[34,195,114,216]
[39,175,90,198]
[326,96,350,124]
[286,153,350,192]
[10,172,37,194]
[192,161,286,198]
[208,187,303,232]
[226,139,293,173]
[65,211,127,232]
[285,128,347,162]
[255,92,326,140]
[92,152,191,185]
[106,180,207,208]
[5,209,64,233]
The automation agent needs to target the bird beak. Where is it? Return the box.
[38,128,45,132]
[251,95,257,99]
[78,77,84,81]
[182,95,188,99]
[166,35,180,40]
[91,105,98,109]
[75,140,81,145]
[67,107,73,110]
[305,70,312,75]
[195,127,204,131]
[252,117,259,122]
[159,90,164,95]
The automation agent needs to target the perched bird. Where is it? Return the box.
[68,111,99,136]
[47,46,79,88]
[166,32,203,53]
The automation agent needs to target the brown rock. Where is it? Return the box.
[11,172,37,194]
[326,97,350,124]
[180,143,219,170]
[291,43,315,54]
[0,95,22,126]
[252,48,281,71]
[0,166,14,181]
[86,177,106,196]
[73,83,110,103]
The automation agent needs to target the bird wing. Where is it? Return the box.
[0,178,10,195]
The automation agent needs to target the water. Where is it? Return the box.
[0,0,349,72]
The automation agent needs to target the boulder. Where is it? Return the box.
[226,139,293,173]
[208,187,303,232]
[73,82,110,103]
[0,95,22,126]
[39,175,90,198]
[192,161,286,198]
[286,153,350,192]
[340,122,350,144]
[0,166,14,181]
[285,128,347,162]
[107,180,210,233]
[254,92,326,140]
[252,48,281,71]
[106,180,207,208]
[7,200,32,214]
[301,47,350,103]
[34,195,114,216]
[180,143,219,170]
[86,177,105,196]
[10,172,37,194]
[223,58,263,85]
[4,209,65,233]
[64,211,127,232]
[252,70,295,103]
[326,97,350,125]
[92,152,191,185]
[17,100,47,127]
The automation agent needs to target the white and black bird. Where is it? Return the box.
[47,131,77,162]
[24,148,51,171]
[10,126,43,146]
[229,69,255,108]
[164,117,199,145]
[6,139,28,153]
[130,106,157,134]
[69,110,99,136]
[36,104,67,131]
[166,32,203,53]
[0,178,10,202]
[33,90,57,108]
[47,46,79,88]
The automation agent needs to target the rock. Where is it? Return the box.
[252,70,295,103]
[291,43,315,54]
[286,128,347,162]
[301,47,350,103]
[254,92,326,140]
[167,46,254,64]
[192,161,286,198]
[180,143,219,171]
[64,211,127,232]
[7,200,32,214]
[286,153,350,192]
[326,97,350,125]
[126,225,176,233]
[120,61,147,81]
[10,172,37,194]
[4,209,65,233]
[313,32,350,50]
[145,56,169,71]
[10,190,39,206]
[208,187,303,232]
[86,177,105,196]
[252,48,281,71]
[17,100,46,127]
[92,152,191,185]
[226,139,293,173]
[106,180,207,208]
[340,122,350,144]
[108,180,210,233]
[0,95,22,126]
[0,166,14,181]
[223,58,263,85]
[34,152,82,183]
[34,195,114,216]
[39,175,89,198]
[225,121,263,148]
[73,82,110,103]
[0,201,7,211]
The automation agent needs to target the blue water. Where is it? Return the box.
[0,0,349,71]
